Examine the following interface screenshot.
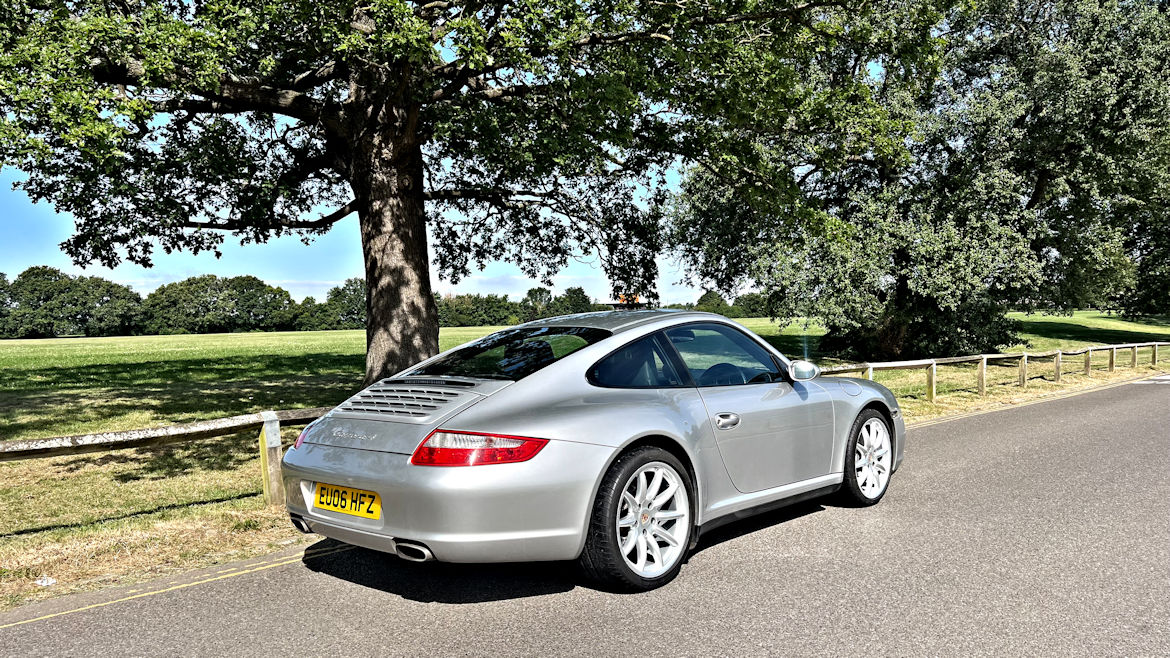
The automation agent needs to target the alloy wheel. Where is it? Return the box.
[615,462,690,579]
[855,417,892,499]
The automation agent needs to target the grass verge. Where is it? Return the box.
[0,429,314,611]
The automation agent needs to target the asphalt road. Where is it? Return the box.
[3,378,1168,657]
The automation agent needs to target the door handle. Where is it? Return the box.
[714,412,740,430]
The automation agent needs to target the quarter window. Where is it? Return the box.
[664,323,782,386]
[589,334,686,388]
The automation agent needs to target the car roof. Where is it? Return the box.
[517,309,728,334]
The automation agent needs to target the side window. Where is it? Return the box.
[589,334,686,388]
[664,324,782,387]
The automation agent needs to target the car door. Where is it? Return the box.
[663,323,835,493]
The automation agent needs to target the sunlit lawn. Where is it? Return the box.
[0,327,504,442]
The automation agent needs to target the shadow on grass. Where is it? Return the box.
[0,491,260,538]
[0,352,364,441]
[54,432,263,483]
[1018,319,1170,347]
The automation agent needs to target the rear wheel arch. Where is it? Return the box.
[584,434,701,549]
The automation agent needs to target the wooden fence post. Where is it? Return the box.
[865,365,874,381]
[977,356,987,396]
[258,411,285,506]
[1053,351,1062,383]
[1084,349,1092,376]
[1018,354,1028,388]
[1130,346,1138,368]
[1109,348,1116,372]
[1154,344,1160,365]
[926,362,936,403]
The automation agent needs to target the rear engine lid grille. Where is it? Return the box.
[331,381,486,424]
[340,385,458,416]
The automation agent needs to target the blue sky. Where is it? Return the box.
[0,170,704,305]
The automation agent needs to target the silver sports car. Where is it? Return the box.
[282,310,904,590]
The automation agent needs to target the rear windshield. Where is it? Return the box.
[405,326,612,381]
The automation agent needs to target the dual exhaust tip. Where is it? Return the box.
[289,514,434,562]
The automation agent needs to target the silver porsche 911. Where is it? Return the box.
[282,310,904,590]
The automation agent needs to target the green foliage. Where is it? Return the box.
[1,266,143,338]
[74,276,145,337]
[324,278,366,329]
[1125,216,1170,317]
[142,275,235,334]
[142,274,297,333]
[0,273,12,336]
[293,296,333,331]
[0,0,942,310]
[671,0,1170,357]
[548,286,594,316]
[436,293,517,327]
[227,276,297,331]
[519,287,554,322]
[733,293,769,318]
[695,290,731,315]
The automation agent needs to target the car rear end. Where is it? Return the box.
[281,377,615,563]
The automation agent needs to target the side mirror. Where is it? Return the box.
[788,360,820,382]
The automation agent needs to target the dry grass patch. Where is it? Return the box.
[0,430,312,611]
[0,499,310,610]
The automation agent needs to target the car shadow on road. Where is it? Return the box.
[690,500,826,556]
[301,502,827,602]
[301,539,578,604]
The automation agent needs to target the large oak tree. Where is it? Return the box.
[1,0,937,381]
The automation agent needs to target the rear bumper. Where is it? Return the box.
[281,439,615,563]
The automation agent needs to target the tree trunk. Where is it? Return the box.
[350,113,440,386]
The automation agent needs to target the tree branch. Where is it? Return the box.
[183,200,355,232]
[90,59,342,134]
[425,188,549,209]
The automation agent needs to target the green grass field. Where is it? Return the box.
[1,310,1168,610]
[3,311,1169,442]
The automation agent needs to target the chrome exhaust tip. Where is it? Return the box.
[394,541,434,562]
[289,514,312,534]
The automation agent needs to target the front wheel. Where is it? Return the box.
[840,410,894,506]
[579,447,693,591]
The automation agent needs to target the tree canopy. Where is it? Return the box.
[0,0,942,380]
[670,0,1170,357]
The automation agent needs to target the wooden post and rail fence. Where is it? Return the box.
[821,341,1169,403]
[1,341,1166,504]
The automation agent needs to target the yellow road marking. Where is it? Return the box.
[907,371,1166,430]
[0,545,353,630]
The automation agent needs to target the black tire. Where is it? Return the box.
[578,446,694,592]
[839,409,894,506]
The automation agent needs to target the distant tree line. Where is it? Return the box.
[0,267,626,338]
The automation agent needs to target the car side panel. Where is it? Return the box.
[695,380,836,493]
[442,373,742,529]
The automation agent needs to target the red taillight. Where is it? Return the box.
[410,430,548,467]
[292,428,308,450]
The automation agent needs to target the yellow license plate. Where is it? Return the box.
[314,483,381,519]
